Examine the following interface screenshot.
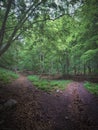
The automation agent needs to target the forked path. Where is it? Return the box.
[0,75,98,130]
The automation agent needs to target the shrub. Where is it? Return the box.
[28,75,71,92]
[84,82,98,95]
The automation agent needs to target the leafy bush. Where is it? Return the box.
[28,75,71,92]
[84,82,98,95]
[0,67,19,86]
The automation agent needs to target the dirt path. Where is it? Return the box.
[0,75,98,130]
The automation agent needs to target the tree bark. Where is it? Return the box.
[0,0,13,46]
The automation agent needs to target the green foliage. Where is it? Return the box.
[0,67,19,86]
[0,0,98,77]
[28,75,71,92]
[81,49,98,62]
[0,0,74,56]
[84,82,98,95]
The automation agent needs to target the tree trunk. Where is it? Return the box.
[83,64,86,75]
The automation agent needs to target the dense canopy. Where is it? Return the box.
[0,0,98,77]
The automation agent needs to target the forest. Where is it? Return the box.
[0,0,98,78]
[0,0,98,130]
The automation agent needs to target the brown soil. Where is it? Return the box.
[0,75,98,130]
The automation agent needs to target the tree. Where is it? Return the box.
[75,0,98,75]
[1,0,97,77]
[0,0,78,56]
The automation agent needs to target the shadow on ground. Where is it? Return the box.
[0,75,98,130]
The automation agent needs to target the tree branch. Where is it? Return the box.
[0,0,13,46]
[0,1,42,56]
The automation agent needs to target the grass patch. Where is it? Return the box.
[28,75,71,92]
[84,81,98,95]
[0,67,19,86]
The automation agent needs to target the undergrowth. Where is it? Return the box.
[84,82,98,95]
[0,67,19,86]
[28,75,71,92]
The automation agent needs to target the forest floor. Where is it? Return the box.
[0,75,98,130]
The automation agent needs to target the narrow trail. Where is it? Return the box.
[0,75,98,130]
